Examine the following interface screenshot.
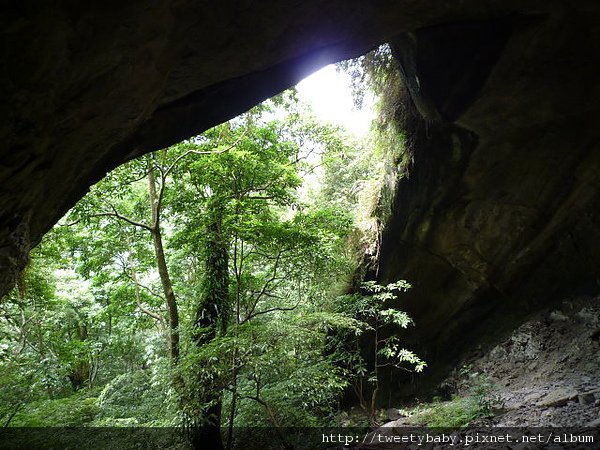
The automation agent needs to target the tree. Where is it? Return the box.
[66,153,183,380]
[334,281,425,425]
[48,99,361,447]
[167,113,341,447]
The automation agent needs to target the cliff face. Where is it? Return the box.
[377,7,600,394]
[0,2,599,389]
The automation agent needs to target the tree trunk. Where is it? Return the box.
[146,164,185,395]
[225,351,239,450]
[147,166,181,364]
[190,196,229,450]
[195,197,230,336]
[370,317,380,426]
[68,323,90,390]
[251,395,293,450]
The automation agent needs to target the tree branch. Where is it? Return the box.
[122,272,165,302]
[137,303,166,324]
[241,301,300,324]
[242,250,283,320]
[86,207,153,232]
[163,129,248,178]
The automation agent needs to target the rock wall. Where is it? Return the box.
[378,296,600,430]
[376,5,600,395]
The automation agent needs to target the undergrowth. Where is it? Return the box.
[405,372,505,429]
[7,369,177,427]
[9,388,101,427]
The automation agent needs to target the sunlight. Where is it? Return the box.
[296,64,374,137]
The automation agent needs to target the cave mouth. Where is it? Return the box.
[1,50,428,435]
[2,2,600,442]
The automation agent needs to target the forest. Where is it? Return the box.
[0,51,433,449]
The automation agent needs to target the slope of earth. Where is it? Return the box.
[384,295,600,429]
[470,295,600,427]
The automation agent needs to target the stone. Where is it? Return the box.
[578,393,596,405]
[524,392,543,403]
[549,311,569,322]
[586,417,600,427]
[537,389,578,408]
[578,308,600,322]
[386,408,402,420]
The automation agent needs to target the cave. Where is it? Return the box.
[1,0,599,401]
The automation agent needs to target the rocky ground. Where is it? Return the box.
[352,295,600,449]
[467,295,600,428]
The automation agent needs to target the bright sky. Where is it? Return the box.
[296,64,374,137]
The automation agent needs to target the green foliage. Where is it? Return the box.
[407,372,504,429]
[335,45,414,272]
[179,301,364,430]
[94,368,177,426]
[337,44,397,110]
[331,281,425,424]
[9,388,101,427]
[0,362,42,426]
[411,395,484,429]
[339,281,426,374]
[459,368,505,418]
[0,77,426,439]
